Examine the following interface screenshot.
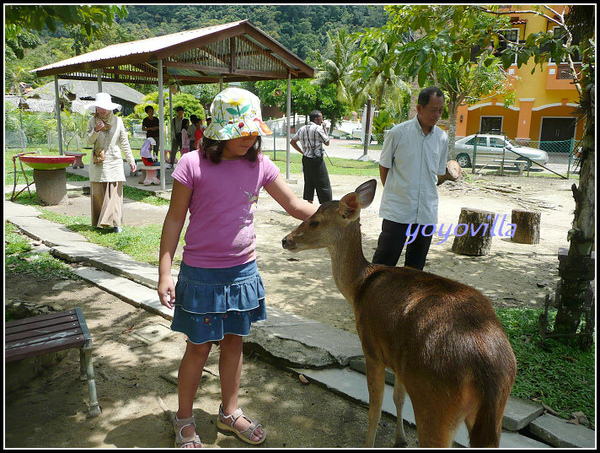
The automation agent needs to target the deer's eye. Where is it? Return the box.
[309,220,320,228]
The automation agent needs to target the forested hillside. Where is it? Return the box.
[7,5,387,92]
[118,5,387,60]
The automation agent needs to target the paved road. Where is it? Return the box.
[262,136,577,178]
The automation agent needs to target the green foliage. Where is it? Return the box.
[6,5,128,58]
[4,106,56,148]
[36,210,180,268]
[133,92,206,121]
[386,5,510,94]
[352,24,411,112]
[496,307,595,428]
[168,93,206,121]
[314,28,359,108]
[5,221,80,280]
[251,79,346,129]
[181,84,221,110]
[371,111,394,144]
[4,222,32,255]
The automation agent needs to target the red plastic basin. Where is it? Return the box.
[20,155,75,170]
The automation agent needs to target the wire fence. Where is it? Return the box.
[515,138,580,155]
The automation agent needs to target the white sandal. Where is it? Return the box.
[216,404,265,445]
[174,414,202,448]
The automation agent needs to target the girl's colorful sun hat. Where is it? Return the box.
[203,87,273,140]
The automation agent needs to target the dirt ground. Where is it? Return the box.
[4,170,578,448]
[4,272,409,448]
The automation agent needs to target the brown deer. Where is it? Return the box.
[281,179,516,448]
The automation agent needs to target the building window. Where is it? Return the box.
[496,28,520,64]
[481,116,503,134]
[548,25,581,63]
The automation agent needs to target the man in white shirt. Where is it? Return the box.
[372,87,448,270]
[290,110,333,203]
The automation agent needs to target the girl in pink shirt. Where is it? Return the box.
[158,88,316,448]
[180,119,191,155]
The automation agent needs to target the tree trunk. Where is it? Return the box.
[554,84,595,338]
[446,106,458,160]
[408,76,420,119]
[511,209,541,244]
[451,208,495,256]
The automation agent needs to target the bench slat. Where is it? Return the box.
[6,327,85,352]
[6,322,82,344]
[6,309,77,327]
[6,333,86,363]
[7,316,79,335]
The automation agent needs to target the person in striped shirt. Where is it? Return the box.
[290,110,333,204]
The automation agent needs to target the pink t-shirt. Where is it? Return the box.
[172,151,280,268]
[181,127,190,153]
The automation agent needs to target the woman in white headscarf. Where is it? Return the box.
[86,92,137,233]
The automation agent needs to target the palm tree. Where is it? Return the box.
[349,26,410,116]
[314,28,358,128]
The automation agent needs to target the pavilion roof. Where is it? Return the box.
[32,20,314,85]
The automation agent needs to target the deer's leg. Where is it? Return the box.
[364,354,385,448]
[392,378,408,447]
[411,395,462,448]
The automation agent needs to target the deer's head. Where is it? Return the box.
[282,179,377,252]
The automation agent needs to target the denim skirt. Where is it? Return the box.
[170,260,267,344]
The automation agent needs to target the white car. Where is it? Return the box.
[454,134,549,170]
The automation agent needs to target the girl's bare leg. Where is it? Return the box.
[218,334,264,442]
[176,341,212,446]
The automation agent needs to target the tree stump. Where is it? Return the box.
[451,208,496,256]
[33,169,68,205]
[511,209,541,244]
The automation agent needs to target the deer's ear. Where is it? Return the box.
[339,193,361,221]
[355,179,377,209]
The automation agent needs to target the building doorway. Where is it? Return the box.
[540,117,576,154]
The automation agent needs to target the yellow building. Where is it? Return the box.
[456,5,584,154]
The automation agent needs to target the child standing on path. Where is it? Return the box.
[180,118,191,156]
[158,88,317,448]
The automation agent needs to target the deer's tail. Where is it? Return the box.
[468,342,516,448]
[468,395,504,447]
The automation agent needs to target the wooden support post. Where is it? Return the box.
[511,209,541,244]
[451,208,495,256]
[33,169,68,205]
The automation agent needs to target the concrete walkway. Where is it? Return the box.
[4,178,594,448]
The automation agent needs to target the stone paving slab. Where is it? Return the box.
[344,361,552,447]
[530,413,596,448]
[503,395,545,431]
[71,265,173,320]
[291,367,550,448]
[252,308,364,366]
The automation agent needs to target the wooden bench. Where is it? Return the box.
[5,307,101,416]
[64,151,86,169]
[493,158,529,175]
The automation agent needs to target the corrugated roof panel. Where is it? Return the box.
[32,20,314,83]
[34,21,246,73]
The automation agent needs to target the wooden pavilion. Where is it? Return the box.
[31,20,315,187]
